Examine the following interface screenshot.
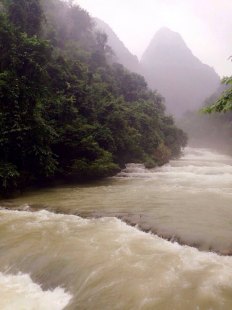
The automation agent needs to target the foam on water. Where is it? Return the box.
[0,272,72,310]
[2,147,232,308]
[117,147,232,192]
[0,209,232,309]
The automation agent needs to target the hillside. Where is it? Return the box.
[141,27,220,117]
[93,18,140,73]
[0,0,187,195]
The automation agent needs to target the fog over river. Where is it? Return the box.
[1,147,232,309]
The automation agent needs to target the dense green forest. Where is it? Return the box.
[0,0,187,196]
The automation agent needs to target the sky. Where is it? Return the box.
[76,0,232,77]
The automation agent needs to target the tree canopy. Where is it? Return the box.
[203,76,232,113]
[203,57,231,113]
[0,0,187,196]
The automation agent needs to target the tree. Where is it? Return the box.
[8,0,43,36]
[203,57,232,113]
[0,0,187,195]
[0,7,56,192]
[203,76,232,113]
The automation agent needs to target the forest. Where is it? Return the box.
[0,0,187,196]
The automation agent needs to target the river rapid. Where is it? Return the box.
[1,147,232,309]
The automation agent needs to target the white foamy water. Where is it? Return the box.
[0,209,232,309]
[0,272,71,310]
[1,147,232,309]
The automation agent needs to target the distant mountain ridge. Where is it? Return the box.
[93,21,220,117]
[94,18,140,73]
[141,27,220,116]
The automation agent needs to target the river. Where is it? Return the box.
[1,147,232,309]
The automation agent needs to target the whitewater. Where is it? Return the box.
[1,147,232,309]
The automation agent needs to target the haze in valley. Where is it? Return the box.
[77,0,232,77]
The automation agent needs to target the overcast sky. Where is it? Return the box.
[76,0,232,77]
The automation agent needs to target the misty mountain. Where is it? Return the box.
[177,83,232,152]
[0,0,187,194]
[141,27,220,117]
[94,18,140,73]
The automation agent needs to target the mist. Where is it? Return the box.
[1,1,232,309]
[77,0,232,77]
[76,0,232,151]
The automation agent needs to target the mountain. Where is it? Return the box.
[93,18,140,73]
[141,27,220,117]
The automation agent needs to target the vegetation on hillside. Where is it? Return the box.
[203,76,232,113]
[0,0,187,196]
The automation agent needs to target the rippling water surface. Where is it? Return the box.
[1,147,232,309]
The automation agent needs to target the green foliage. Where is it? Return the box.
[204,79,232,113]
[144,156,156,169]
[0,0,187,195]
[69,151,119,179]
[0,162,19,195]
[0,8,56,190]
[8,0,43,36]
[153,143,171,165]
[203,71,232,113]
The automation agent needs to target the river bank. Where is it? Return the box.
[2,147,232,256]
[1,147,232,309]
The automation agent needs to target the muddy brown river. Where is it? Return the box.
[1,147,232,309]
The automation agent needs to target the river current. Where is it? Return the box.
[1,147,232,309]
